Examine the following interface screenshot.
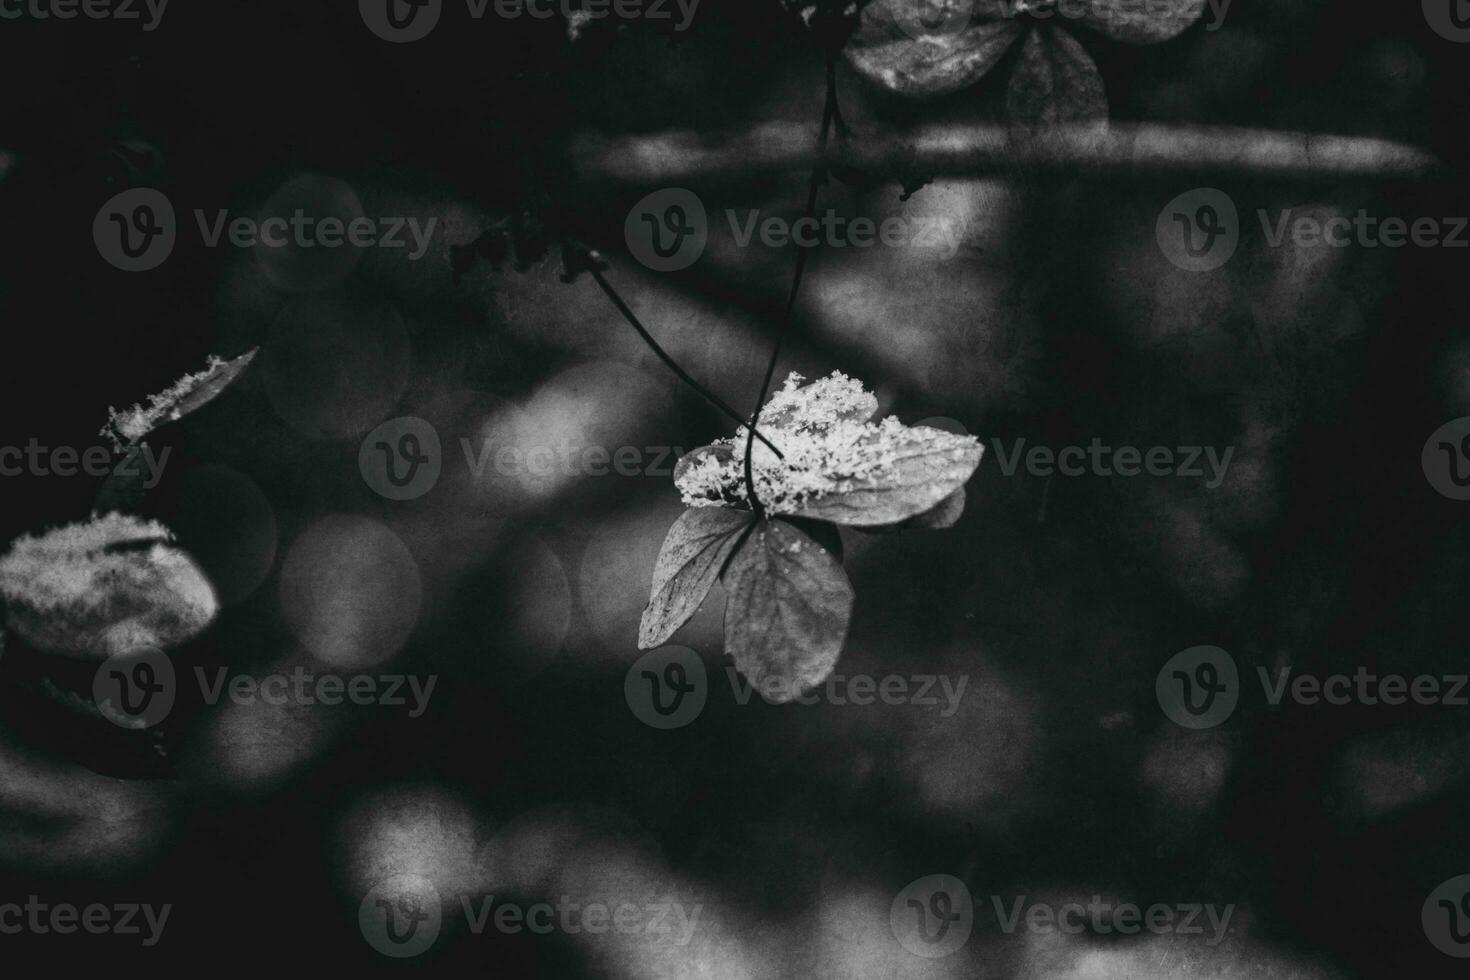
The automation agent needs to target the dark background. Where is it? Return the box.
[0,0,1468,975]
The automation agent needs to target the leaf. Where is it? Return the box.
[722,519,854,702]
[845,0,1023,98]
[639,508,753,650]
[0,514,218,660]
[784,423,984,526]
[1074,0,1207,43]
[1004,25,1108,129]
[101,348,259,451]
[860,487,968,533]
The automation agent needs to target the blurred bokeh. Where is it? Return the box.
[0,0,1467,975]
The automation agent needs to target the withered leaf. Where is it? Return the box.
[639,508,753,650]
[0,513,218,660]
[722,519,854,702]
[1005,26,1108,129]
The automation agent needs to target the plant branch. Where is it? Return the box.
[743,56,840,518]
[569,122,1452,187]
[584,262,785,460]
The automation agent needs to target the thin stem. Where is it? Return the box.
[586,263,785,459]
[742,56,840,517]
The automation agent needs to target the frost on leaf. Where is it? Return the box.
[101,348,258,451]
[639,508,753,650]
[675,371,983,527]
[721,519,854,702]
[0,513,218,660]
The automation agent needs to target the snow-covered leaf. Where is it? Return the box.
[674,372,983,526]
[0,514,218,660]
[101,348,258,451]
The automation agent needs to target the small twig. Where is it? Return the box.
[584,262,785,460]
[570,122,1452,187]
[742,56,840,517]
